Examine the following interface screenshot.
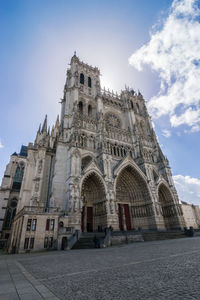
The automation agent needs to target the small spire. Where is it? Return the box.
[55,115,59,128]
[41,115,47,133]
[51,125,55,137]
[48,126,50,135]
[38,123,41,133]
[74,50,76,56]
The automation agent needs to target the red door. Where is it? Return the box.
[87,207,93,232]
[118,204,123,231]
[124,204,131,230]
[81,206,85,232]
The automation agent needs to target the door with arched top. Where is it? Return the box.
[81,172,106,232]
[116,165,153,231]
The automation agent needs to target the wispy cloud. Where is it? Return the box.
[173,174,200,205]
[129,0,200,132]
[162,129,171,138]
[0,139,4,149]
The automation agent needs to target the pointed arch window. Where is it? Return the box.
[88,77,92,88]
[80,73,84,85]
[4,208,12,229]
[136,103,140,114]
[12,162,25,190]
[78,101,83,114]
[131,101,134,109]
[88,105,92,117]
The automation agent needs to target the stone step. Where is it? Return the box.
[142,231,186,241]
[72,232,105,249]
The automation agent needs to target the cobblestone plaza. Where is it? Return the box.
[1,237,200,299]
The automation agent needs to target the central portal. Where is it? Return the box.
[116,165,152,231]
[81,172,106,232]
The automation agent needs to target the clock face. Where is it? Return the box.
[105,113,121,128]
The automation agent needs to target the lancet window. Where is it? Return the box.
[80,73,84,84]
[78,101,83,114]
[12,162,25,190]
[88,77,92,88]
[88,105,92,117]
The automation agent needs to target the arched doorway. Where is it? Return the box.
[116,165,152,231]
[158,184,179,230]
[61,237,68,250]
[81,172,106,232]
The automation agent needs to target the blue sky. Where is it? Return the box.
[0,0,200,204]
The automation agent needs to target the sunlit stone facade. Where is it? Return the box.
[0,55,185,253]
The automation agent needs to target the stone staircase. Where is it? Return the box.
[72,230,193,249]
[72,232,105,249]
[142,230,186,242]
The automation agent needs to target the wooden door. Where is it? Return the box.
[118,204,123,231]
[124,204,131,230]
[87,207,93,232]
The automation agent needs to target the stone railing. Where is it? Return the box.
[67,230,81,249]
[105,126,132,143]
[17,206,61,216]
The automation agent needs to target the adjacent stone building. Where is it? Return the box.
[0,54,185,253]
[181,201,200,229]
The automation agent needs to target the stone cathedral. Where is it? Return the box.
[0,54,185,253]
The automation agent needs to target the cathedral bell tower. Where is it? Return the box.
[51,53,102,230]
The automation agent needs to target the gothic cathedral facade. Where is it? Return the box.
[0,54,185,253]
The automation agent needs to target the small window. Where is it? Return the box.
[88,105,92,117]
[4,208,12,228]
[113,146,116,156]
[32,219,37,231]
[44,237,48,248]
[12,208,16,220]
[10,198,17,208]
[80,73,84,84]
[59,221,64,228]
[49,237,53,248]
[29,237,34,249]
[46,219,50,231]
[26,219,32,231]
[88,77,92,88]
[24,237,29,249]
[131,101,134,109]
[78,101,83,114]
[50,219,55,231]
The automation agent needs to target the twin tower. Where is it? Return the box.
[1,54,185,252]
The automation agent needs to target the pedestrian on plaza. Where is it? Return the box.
[93,235,100,248]
[109,225,113,232]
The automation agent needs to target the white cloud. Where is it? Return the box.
[171,107,200,127]
[162,129,171,138]
[173,174,200,205]
[0,140,3,149]
[129,0,200,132]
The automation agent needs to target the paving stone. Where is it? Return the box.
[1,237,200,299]
[0,292,19,300]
